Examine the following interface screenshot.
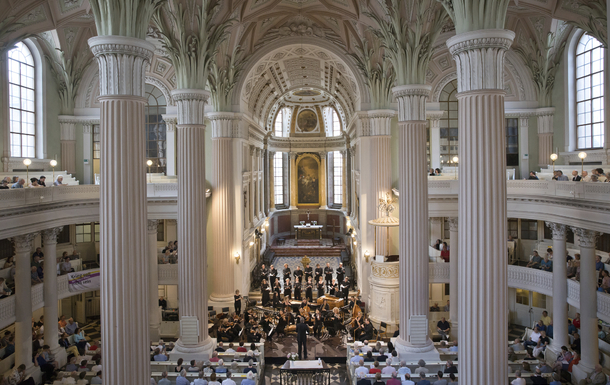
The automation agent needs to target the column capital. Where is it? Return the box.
[545,222,567,240]
[250,146,256,156]
[446,29,515,93]
[392,85,431,122]
[289,152,298,160]
[58,117,77,141]
[11,232,38,253]
[207,112,242,138]
[319,151,328,158]
[147,219,159,234]
[41,227,64,245]
[429,217,443,225]
[447,217,459,231]
[171,89,210,126]
[166,219,177,226]
[571,227,599,248]
[88,36,155,98]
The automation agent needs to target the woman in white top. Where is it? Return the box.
[207,373,221,385]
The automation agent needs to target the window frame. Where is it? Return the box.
[439,80,458,165]
[8,41,36,158]
[273,152,284,206]
[144,84,167,174]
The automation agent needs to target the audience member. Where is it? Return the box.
[157,372,171,385]
[417,372,431,385]
[578,364,605,385]
[527,251,543,269]
[354,360,368,377]
[386,372,401,385]
[414,359,429,374]
[241,371,256,385]
[175,369,189,385]
[381,358,396,375]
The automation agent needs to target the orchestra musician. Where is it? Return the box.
[317,277,325,299]
[294,266,304,282]
[260,264,269,285]
[330,307,343,336]
[320,298,330,312]
[336,263,345,284]
[282,264,291,283]
[298,300,311,324]
[314,264,323,284]
[273,281,282,308]
[284,278,292,299]
[305,277,314,303]
[304,263,313,282]
[261,279,271,307]
[313,309,323,338]
[294,276,302,300]
[341,276,350,301]
[329,279,339,296]
[283,296,292,310]
[324,263,333,287]
[269,265,278,285]
[360,318,374,342]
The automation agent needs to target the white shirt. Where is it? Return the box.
[225,348,236,353]
[530,331,541,343]
[192,380,208,385]
[91,365,102,373]
[360,346,372,353]
[401,380,415,385]
[221,379,236,385]
[355,366,369,376]
[511,378,526,385]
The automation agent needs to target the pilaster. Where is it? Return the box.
[320,151,328,209]
[163,116,177,176]
[289,152,297,209]
[537,108,555,167]
[545,222,568,354]
[447,217,459,337]
[58,116,77,175]
[147,220,160,342]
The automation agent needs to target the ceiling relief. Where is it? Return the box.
[253,16,346,50]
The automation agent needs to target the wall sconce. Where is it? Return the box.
[23,158,32,186]
[234,252,240,264]
[353,240,357,246]
[265,221,269,227]
[146,160,153,183]
[452,156,458,180]
[249,241,254,247]
[50,159,57,182]
[550,153,558,173]
[578,151,587,175]
[364,250,370,263]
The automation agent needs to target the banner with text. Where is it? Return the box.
[67,269,100,292]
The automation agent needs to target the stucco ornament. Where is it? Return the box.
[89,0,165,39]
[567,0,607,48]
[349,39,395,109]
[438,0,510,33]
[209,43,248,112]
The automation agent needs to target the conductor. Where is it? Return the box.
[296,316,309,360]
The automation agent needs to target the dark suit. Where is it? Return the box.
[573,176,582,181]
[357,379,372,385]
[296,321,309,359]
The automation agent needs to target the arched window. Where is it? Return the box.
[273,152,284,205]
[576,34,605,149]
[439,80,458,165]
[332,109,341,137]
[274,109,284,137]
[333,151,343,204]
[8,42,35,158]
[145,84,167,174]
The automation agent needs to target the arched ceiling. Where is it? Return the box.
[240,44,360,128]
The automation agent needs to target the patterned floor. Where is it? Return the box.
[81,320,101,343]
[264,362,349,385]
[264,334,347,358]
[508,324,526,341]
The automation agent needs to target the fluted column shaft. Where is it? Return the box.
[42,228,63,356]
[392,85,434,356]
[269,151,276,211]
[320,152,328,209]
[429,116,442,170]
[448,218,458,333]
[59,117,77,175]
[12,233,36,370]
[290,153,297,209]
[209,113,237,303]
[572,228,599,372]
[546,222,568,352]
[537,109,555,167]
[447,29,515,384]
[89,35,153,385]
[147,220,160,342]
[341,150,348,211]
[173,89,212,351]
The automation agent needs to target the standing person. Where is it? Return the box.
[261,279,270,307]
[296,316,309,359]
[284,278,292,300]
[336,263,345,285]
[317,277,325,299]
[314,264,323,283]
[282,264,291,284]
[341,276,350,301]
[294,277,302,301]
[304,263,313,282]
[305,277,313,303]
[260,264,269,285]
[324,263,333,287]
[269,265,278,285]
[234,290,243,315]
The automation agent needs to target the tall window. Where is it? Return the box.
[145,84,167,174]
[8,42,35,158]
[506,118,519,166]
[332,109,341,137]
[439,80,458,165]
[333,151,343,204]
[274,152,284,205]
[576,34,605,149]
[275,110,284,137]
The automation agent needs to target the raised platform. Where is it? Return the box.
[264,334,347,364]
[271,238,346,258]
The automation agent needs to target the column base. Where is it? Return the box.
[289,206,297,210]
[572,362,596,383]
[171,337,215,361]
[149,324,161,343]
[50,345,68,368]
[394,337,440,362]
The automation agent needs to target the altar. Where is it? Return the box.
[294,224,323,240]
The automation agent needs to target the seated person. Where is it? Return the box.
[527,251,543,269]
[368,360,381,374]
[437,317,451,340]
[523,327,541,348]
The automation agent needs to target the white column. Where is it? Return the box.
[269,151,276,212]
[172,89,213,356]
[320,152,328,209]
[429,217,443,246]
[1,54,9,171]
[89,35,153,385]
[518,116,530,179]
[341,150,348,211]
[42,227,65,364]
[258,149,264,218]
[572,227,599,373]
[12,233,37,372]
[290,152,297,209]
[59,116,77,175]
[428,112,443,170]
[147,220,160,342]
[166,219,177,242]
[447,217,458,336]
[164,117,177,176]
[537,108,555,167]
[250,147,256,222]
[82,123,93,184]
[447,29,515,384]
[208,112,237,305]
[546,222,568,353]
[392,85,436,360]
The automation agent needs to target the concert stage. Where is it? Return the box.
[263,334,347,364]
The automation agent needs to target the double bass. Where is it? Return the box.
[348,290,362,330]
[299,303,312,322]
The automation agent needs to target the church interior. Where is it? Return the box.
[1,0,610,384]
